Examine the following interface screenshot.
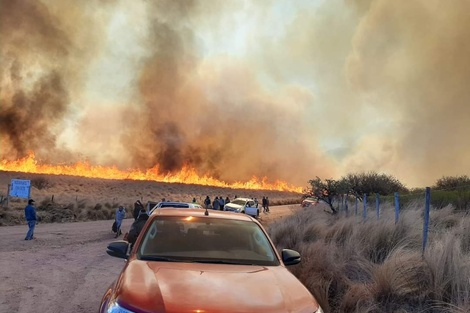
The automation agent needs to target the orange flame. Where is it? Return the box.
[0,153,303,193]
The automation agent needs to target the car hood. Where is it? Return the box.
[225,203,243,209]
[115,260,319,313]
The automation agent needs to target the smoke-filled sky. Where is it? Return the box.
[1,0,469,188]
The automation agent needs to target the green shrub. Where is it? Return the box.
[431,190,470,211]
[435,175,470,190]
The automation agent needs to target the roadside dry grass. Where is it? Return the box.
[268,203,470,313]
[0,171,302,225]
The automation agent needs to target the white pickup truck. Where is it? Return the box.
[223,198,259,218]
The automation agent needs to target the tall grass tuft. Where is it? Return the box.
[268,202,470,312]
[424,234,470,307]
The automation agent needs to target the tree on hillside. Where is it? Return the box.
[342,172,407,197]
[308,177,348,214]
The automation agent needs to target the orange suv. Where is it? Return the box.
[99,208,323,313]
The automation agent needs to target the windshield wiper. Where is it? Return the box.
[140,256,182,262]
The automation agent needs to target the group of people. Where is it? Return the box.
[23,195,272,243]
[201,195,270,213]
[112,200,148,248]
[204,196,231,210]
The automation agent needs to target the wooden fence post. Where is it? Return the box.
[6,184,10,208]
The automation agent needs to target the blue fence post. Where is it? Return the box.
[341,194,344,213]
[422,187,431,257]
[394,192,400,224]
[376,193,380,220]
[363,194,367,221]
[355,197,358,216]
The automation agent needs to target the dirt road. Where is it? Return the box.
[0,205,299,313]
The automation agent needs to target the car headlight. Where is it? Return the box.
[106,301,136,313]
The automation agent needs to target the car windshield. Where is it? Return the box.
[159,203,190,208]
[137,216,279,266]
[230,199,247,206]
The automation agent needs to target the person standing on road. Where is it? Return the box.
[127,208,149,249]
[204,196,211,209]
[133,200,144,221]
[262,196,267,213]
[115,206,126,238]
[24,199,37,240]
[218,196,225,211]
[212,196,220,211]
[266,197,270,213]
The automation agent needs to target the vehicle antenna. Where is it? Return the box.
[204,207,209,216]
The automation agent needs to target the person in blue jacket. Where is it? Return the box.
[115,206,126,238]
[24,199,37,240]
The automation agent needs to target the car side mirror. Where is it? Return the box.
[107,241,129,259]
[281,249,301,266]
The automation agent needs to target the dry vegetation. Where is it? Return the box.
[4,171,470,312]
[0,171,301,226]
[268,202,470,313]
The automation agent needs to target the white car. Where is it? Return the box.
[148,201,203,215]
[224,198,259,217]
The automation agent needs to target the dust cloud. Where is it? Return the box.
[1,0,469,188]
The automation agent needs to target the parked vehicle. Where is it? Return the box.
[223,197,259,217]
[147,201,203,215]
[100,209,323,313]
[301,197,319,208]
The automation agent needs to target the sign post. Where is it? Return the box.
[9,179,32,199]
[5,184,11,207]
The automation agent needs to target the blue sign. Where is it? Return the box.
[9,179,31,199]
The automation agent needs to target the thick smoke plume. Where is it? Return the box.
[0,0,109,162]
[1,0,470,188]
[0,1,69,159]
[120,1,330,184]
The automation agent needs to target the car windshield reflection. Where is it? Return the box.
[137,217,279,266]
[230,199,247,206]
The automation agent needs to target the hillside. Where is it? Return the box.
[0,171,303,225]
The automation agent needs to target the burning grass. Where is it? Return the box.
[268,203,470,313]
[0,171,301,226]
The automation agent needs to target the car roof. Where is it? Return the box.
[150,208,255,222]
[232,197,254,201]
[303,197,317,201]
[159,201,195,206]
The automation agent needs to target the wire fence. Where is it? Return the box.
[335,187,470,256]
